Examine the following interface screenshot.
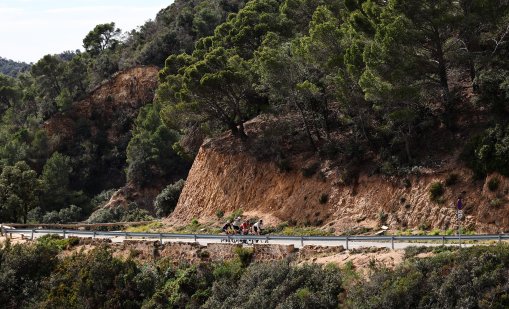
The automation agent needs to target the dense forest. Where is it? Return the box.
[1,236,509,308]
[0,57,30,77]
[0,0,508,224]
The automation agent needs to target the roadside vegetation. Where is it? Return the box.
[2,236,509,307]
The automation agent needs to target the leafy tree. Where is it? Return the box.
[0,74,21,114]
[39,152,77,212]
[31,54,64,114]
[0,161,40,223]
[83,22,121,56]
[0,242,59,308]
[154,179,185,217]
[126,103,189,186]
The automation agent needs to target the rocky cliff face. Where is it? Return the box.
[44,66,159,147]
[172,134,509,233]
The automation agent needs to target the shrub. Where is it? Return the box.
[379,211,388,225]
[204,262,343,308]
[215,210,224,219]
[445,173,459,187]
[488,177,500,191]
[87,203,153,223]
[42,211,60,224]
[235,247,253,267]
[429,182,445,202]
[403,178,412,188]
[463,124,509,177]
[154,179,185,217]
[319,193,329,204]
[301,162,320,178]
[490,198,505,208]
[226,209,243,222]
[58,205,82,223]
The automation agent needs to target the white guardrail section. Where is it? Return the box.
[2,228,509,249]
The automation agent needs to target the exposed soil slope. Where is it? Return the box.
[44,66,159,146]
[172,124,509,233]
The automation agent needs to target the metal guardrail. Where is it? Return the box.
[3,227,509,249]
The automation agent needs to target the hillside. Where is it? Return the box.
[0,57,30,77]
[173,124,509,233]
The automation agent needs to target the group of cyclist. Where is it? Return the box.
[222,216,263,235]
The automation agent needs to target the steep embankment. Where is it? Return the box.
[173,128,509,233]
[44,66,159,146]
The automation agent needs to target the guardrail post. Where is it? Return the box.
[125,232,128,240]
[346,236,349,250]
[391,236,394,250]
[442,236,445,246]
[93,231,96,239]
[300,236,304,247]
[194,234,197,242]
[31,229,34,240]
[159,233,163,244]
[265,236,269,244]
[63,230,66,239]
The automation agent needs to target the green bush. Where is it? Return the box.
[490,198,505,208]
[488,177,500,191]
[154,179,185,217]
[319,193,329,204]
[204,262,343,308]
[348,245,509,308]
[216,210,225,219]
[87,203,153,223]
[445,173,459,187]
[429,182,445,202]
[463,124,509,177]
[301,162,320,178]
[235,247,254,267]
[379,211,388,225]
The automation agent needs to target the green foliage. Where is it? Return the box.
[490,198,505,208]
[41,205,82,223]
[87,203,153,223]
[464,125,509,177]
[83,22,121,56]
[319,193,329,204]
[445,173,459,187]
[154,179,185,217]
[301,162,320,178]
[429,182,445,202]
[0,161,40,223]
[41,247,149,308]
[234,247,253,267]
[226,209,243,222]
[0,240,60,307]
[379,210,388,225]
[348,245,509,308]
[0,57,30,77]
[126,104,189,187]
[204,261,343,308]
[36,234,79,251]
[215,209,225,219]
[488,177,500,192]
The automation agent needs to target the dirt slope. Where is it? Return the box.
[44,65,159,146]
[172,133,509,233]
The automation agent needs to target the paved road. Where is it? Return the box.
[4,228,499,249]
